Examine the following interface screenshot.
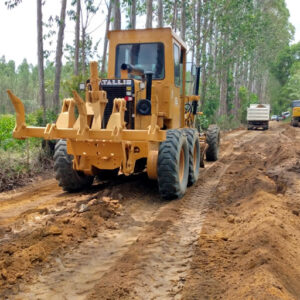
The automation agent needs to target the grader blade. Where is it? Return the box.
[6,90,166,142]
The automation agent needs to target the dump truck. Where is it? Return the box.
[247,104,270,130]
[291,100,300,127]
[7,28,220,200]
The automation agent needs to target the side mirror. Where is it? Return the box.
[79,83,85,91]
[191,65,197,76]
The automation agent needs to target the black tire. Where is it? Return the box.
[157,130,189,200]
[54,140,94,192]
[292,119,298,127]
[206,125,220,161]
[184,128,201,186]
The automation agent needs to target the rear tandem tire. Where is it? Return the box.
[184,128,201,186]
[54,140,94,192]
[157,130,189,200]
[206,125,220,161]
[292,119,298,127]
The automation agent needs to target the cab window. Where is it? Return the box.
[174,44,181,87]
[115,43,165,79]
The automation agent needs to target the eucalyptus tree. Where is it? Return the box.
[101,0,112,75]
[157,0,163,28]
[37,0,46,119]
[113,0,121,30]
[130,0,137,29]
[80,0,101,75]
[145,0,153,28]
[74,0,81,76]
[53,0,67,113]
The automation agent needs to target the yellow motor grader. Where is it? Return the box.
[7,28,220,199]
[291,100,300,127]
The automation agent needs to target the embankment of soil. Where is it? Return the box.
[182,125,300,299]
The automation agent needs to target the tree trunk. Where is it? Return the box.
[101,0,112,75]
[53,0,67,113]
[200,1,208,108]
[113,0,121,30]
[81,25,86,75]
[130,0,136,29]
[37,0,45,120]
[219,69,228,116]
[171,0,178,31]
[219,33,228,117]
[195,0,202,67]
[180,1,186,41]
[146,0,153,28]
[207,11,214,80]
[157,0,163,28]
[233,60,240,118]
[189,0,197,95]
[74,0,81,76]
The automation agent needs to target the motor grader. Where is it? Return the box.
[7,28,220,200]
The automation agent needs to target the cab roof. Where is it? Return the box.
[108,28,187,50]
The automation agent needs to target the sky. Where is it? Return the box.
[0,1,299,67]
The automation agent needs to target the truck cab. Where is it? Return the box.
[291,100,300,127]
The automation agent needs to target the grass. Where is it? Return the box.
[0,142,53,192]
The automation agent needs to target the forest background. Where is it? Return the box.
[0,0,300,189]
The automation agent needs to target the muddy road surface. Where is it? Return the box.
[0,122,300,299]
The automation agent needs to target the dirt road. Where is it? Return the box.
[0,122,300,299]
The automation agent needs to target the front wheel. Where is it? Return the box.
[157,130,189,200]
[54,140,94,192]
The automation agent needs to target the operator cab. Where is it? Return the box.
[106,28,187,129]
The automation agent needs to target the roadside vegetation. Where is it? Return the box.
[0,111,55,191]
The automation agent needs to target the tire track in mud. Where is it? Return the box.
[87,131,262,299]
[131,162,229,299]
[6,128,262,300]
[12,198,163,300]
[0,180,60,224]
[128,130,266,299]
[126,131,262,299]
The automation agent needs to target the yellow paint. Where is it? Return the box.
[7,28,202,179]
[292,107,300,118]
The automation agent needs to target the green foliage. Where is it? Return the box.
[271,42,300,113]
[4,0,22,9]
[0,109,56,151]
[272,42,300,85]
[195,114,209,132]
[27,109,57,126]
[238,86,258,123]
[216,115,241,130]
[61,74,86,99]
[202,78,220,123]
[0,114,22,150]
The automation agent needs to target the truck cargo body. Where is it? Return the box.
[247,104,270,130]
